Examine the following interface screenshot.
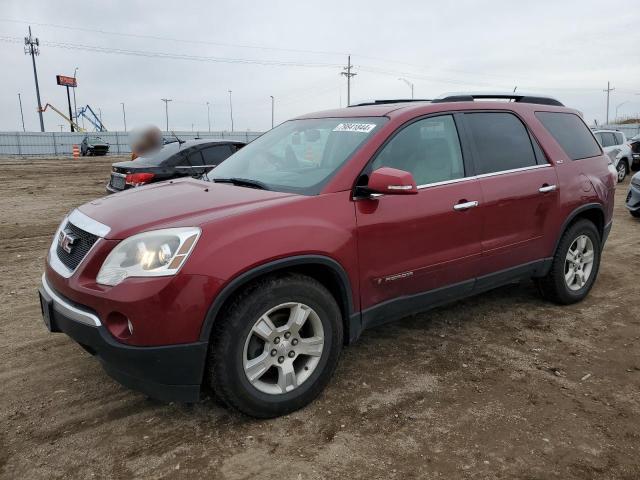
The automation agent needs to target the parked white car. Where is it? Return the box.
[592,129,632,182]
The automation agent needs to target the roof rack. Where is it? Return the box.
[432,92,564,107]
[349,99,432,107]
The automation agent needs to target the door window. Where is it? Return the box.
[201,145,233,165]
[600,132,617,147]
[614,132,624,145]
[371,115,465,185]
[465,112,537,174]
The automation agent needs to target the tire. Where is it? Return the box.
[616,160,628,183]
[207,273,343,418]
[536,219,601,305]
[631,210,640,218]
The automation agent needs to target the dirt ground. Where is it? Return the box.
[0,156,639,480]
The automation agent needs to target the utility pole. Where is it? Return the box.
[603,81,614,124]
[18,93,25,132]
[73,67,79,122]
[161,98,172,131]
[121,102,127,131]
[228,90,234,132]
[340,55,357,106]
[24,26,45,132]
[206,102,211,132]
[270,95,274,129]
[398,78,414,99]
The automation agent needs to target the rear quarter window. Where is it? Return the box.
[535,112,602,160]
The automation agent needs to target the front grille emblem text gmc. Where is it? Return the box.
[58,230,79,254]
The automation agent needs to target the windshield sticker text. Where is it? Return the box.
[333,123,377,133]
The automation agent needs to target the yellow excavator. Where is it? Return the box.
[39,103,85,132]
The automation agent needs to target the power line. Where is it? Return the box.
[0,35,342,68]
[0,18,347,58]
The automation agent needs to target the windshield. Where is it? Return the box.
[205,117,386,194]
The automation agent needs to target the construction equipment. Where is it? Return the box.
[39,103,85,132]
[77,105,107,132]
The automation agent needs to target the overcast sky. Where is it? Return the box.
[1,0,639,132]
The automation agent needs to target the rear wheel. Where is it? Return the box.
[536,219,601,304]
[208,274,343,418]
[617,160,628,182]
[631,210,640,218]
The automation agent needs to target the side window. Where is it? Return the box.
[201,145,233,165]
[187,150,204,166]
[614,132,624,145]
[371,115,465,185]
[535,112,601,161]
[464,112,537,174]
[601,133,616,147]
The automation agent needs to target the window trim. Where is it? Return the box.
[416,163,551,190]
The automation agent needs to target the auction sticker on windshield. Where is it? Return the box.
[333,123,377,133]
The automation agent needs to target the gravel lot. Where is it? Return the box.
[1,156,639,479]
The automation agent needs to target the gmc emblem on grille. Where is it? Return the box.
[58,230,79,254]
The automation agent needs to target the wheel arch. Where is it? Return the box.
[198,255,358,345]
[554,203,605,254]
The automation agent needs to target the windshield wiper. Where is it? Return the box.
[213,177,269,190]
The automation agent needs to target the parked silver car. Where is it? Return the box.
[593,129,632,182]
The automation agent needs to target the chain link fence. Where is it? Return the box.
[0,131,264,156]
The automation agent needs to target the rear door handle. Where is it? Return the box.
[539,184,557,193]
[453,200,479,211]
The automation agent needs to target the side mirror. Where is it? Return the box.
[365,167,418,195]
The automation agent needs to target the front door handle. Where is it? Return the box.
[453,200,479,211]
[539,184,557,193]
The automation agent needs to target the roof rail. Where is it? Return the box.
[432,92,564,107]
[349,99,431,107]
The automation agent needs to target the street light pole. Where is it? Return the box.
[228,90,234,132]
[18,93,25,132]
[270,95,274,129]
[161,98,172,131]
[398,78,414,99]
[121,102,127,132]
[615,101,629,121]
[206,102,211,132]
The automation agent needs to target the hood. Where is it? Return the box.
[78,178,297,239]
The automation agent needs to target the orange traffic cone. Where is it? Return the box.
[72,145,80,158]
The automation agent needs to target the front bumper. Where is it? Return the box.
[38,274,208,402]
[626,182,640,212]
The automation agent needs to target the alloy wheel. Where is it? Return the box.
[243,302,324,395]
[564,234,595,291]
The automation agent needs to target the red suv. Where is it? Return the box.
[39,93,616,418]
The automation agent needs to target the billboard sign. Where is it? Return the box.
[56,75,77,87]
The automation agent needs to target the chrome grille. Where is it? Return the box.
[55,221,99,270]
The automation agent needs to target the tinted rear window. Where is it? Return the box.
[535,112,601,160]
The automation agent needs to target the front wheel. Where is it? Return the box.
[207,274,343,418]
[536,219,601,305]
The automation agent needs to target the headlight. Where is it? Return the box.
[96,227,201,286]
